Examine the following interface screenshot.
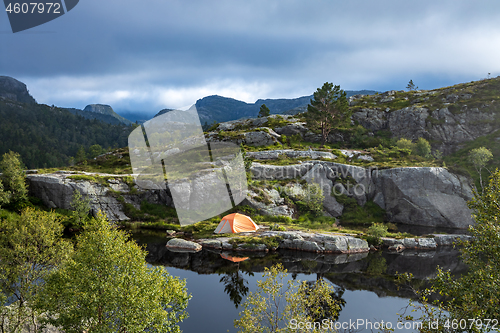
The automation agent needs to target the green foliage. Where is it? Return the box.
[119,198,178,223]
[468,147,493,191]
[438,170,500,319]
[304,183,325,215]
[36,212,190,332]
[294,182,324,216]
[335,197,386,225]
[88,144,104,159]
[402,170,500,331]
[253,215,293,224]
[67,174,97,182]
[0,208,73,332]
[366,222,389,246]
[0,151,28,205]
[266,115,289,128]
[234,263,340,333]
[65,148,133,174]
[305,82,350,146]
[69,189,91,228]
[75,145,87,163]
[367,222,388,238]
[0,99,132,169]
[0,179,8,208]
[240,143,253,171]
[258,104,271,118]
[415,137,432,158]
[181,218,220,238]
[229,236,282,249]
[395,138,414,152]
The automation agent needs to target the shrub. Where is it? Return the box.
[367,222,388,238]
[395,138,414,152]
[0,151,28,204]
[415,137,432,158]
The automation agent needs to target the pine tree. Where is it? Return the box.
[304,82,350,146]
[258,104,271,118]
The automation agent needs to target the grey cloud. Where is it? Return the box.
[2,0,500,113]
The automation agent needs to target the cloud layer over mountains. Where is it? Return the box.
[1,0,500,117]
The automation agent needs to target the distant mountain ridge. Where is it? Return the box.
[188,90,378,124]
[64,104,134,126]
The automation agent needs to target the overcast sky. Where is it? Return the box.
[2,0,500,117]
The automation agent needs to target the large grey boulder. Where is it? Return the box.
[166,238,202,252]
[243,130,279,146]
[27,173,130,221]
[274,123,308,137]
[373,167,474,228]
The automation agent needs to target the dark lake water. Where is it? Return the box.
[133,231,467,333]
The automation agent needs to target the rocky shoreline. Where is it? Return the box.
[165,230,471,254]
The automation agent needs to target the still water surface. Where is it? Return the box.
[133,232,466,333]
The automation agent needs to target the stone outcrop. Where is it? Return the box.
[242,189,294,218]
[351,105,497,155]
[198,230,370,254]
[372,167,474,228]
[381,234,472,251]
[246,149,336,160]
[250,162,313,180]
[27,172,132,221]
[249,162,474,228]
[166,238,202,252]
[0,76,36,104]
[26,161,475,229]
[205,128,280,146]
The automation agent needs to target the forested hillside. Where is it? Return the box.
[0,98,135,168]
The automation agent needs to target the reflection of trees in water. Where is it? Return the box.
[303,274,347,323]
[219,270,254,308]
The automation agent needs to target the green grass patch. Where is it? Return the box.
[180,218,221,239]
[228,235,282,249]
[335,196,386,225]
[67,174,97,182]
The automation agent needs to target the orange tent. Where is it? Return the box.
[214,213,259,234]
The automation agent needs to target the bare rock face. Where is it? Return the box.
[427,107,496,155]
[0,76,36,104]
[351,108,387,132]
[388,106,429,140]
[274,123,309,137]
[372,167,475,229]
[242,130,278,146]
[350,104,498,155]
[26,162,476,230]
[250,162,313,180]
[27,173,131,221]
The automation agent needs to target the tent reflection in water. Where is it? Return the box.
[214,213,259,234]
[220,253,249,262]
